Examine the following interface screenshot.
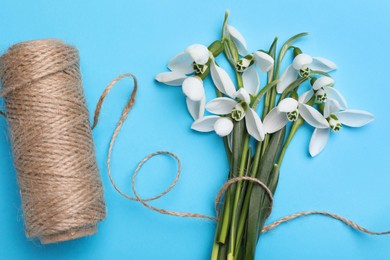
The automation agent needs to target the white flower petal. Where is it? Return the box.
[324,98,342,118]
[182,76,204,101]
[242,65,260,95]
[186,96,205,120]
[205,97,237,115]
[309,57,337,72]
[299,89,314,104]
[277,65,299,93]
[214,117,234,137]
[263,108,289,133]
[309,128,330,157]
[186,44,210,65]
[312,76,335,90]
[253,51,274,72]
[245,108,265,141]
[278,98,298,113]
[227,133,233,151]
[234,88,251,104]
[227,25,248,56]
[335,110,375,127]
[155,72,187,86]
[325,87,347,109]
[168,51,194,74]
[298,104,329,128]
[191,116,220,132]
[210,61,236,97]
[293,54,313,70]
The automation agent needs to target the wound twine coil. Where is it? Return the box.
[0,39,106,244]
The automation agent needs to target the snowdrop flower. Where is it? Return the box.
[263,94,329,134]
[155,44,210,120]
[156,44,210,85]
[191,62,265,141]
[235,52,275,95]
[309,99,375,156]
[225,24,275,95]
[277,53,337,94]
[300,76,347,108]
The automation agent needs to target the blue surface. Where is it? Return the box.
[0,0,389,259]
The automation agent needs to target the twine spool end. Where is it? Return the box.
[39,225,98,244]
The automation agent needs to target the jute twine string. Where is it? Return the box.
[0,39,106,244]
[100,73,390,236]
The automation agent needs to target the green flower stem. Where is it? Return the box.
[277,117,304,166]
[252,80,278,109]
[267,32,308,110]
[211,239,220,260]
[227,134,250,259]
[216,188,232,244]
[233,141,263,254]
[209,40,224,57]
[279,77,308,103]
[311,70,331,77]
[236,72,243,89]
[216,120,245,245]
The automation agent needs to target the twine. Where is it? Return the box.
[0,39,106,244]
[99,73,390,237]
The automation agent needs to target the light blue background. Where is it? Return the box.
[0,0,389,259]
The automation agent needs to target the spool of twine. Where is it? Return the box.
[0,39,106,244]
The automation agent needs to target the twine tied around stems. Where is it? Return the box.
[100,73,390,236]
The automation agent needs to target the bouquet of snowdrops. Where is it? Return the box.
[156,11,374,260]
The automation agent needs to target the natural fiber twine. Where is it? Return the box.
[0,39,106,244]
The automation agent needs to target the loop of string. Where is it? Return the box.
[93,73,390,236]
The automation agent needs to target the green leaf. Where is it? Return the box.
[256,164,280,237]
[277,32,308,74]
[269,33,308,110]
[252,80,278,109]
[244,128,286,259]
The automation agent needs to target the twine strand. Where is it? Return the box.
[262,211,390,235]
[99,73,390,237]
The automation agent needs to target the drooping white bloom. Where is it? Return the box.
[226,25,248,56]
[263,94,329,134]
[309,99,375,157]
[277,53,337,94]
[235,52,274,96]
[155,44,210,120]
[300,76,347,108]
[191,62,265,141]
[226,25,274,96]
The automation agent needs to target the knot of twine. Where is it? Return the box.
[97,73,390,236]
[0,39,105,244]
